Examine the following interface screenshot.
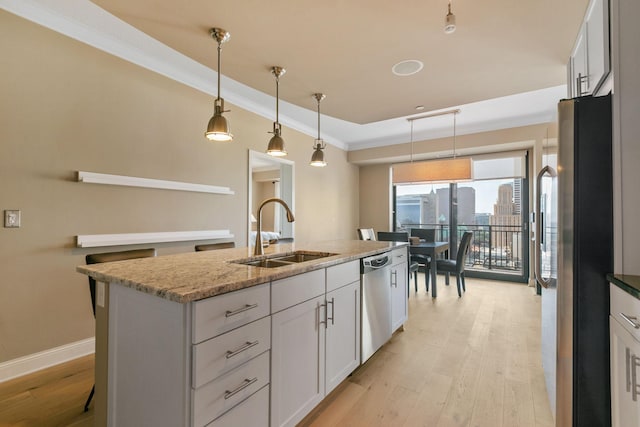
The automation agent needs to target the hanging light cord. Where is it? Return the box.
[410,120,414,163]
[317,98,321,141]
[453,111,457,158]
[216,41,222,101]
[275,74,280,124]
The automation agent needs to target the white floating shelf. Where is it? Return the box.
[77,171,234,195]
[77,230,234,248]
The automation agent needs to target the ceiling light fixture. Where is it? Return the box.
[444,0,456,34]
[310,93,327,167]
[267,66,287,157]
[392,109,472,184]
[205,27,233,142]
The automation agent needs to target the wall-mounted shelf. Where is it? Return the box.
[76,230,234,248]
[77,171,234,195]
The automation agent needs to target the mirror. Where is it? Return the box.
[248,150,295,246]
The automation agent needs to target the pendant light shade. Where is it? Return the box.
[444,0,456,34]
[205,27,233,142]
[310,93,327,167]
[267,66,287,156]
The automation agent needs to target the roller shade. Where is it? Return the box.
[472,151,526,180]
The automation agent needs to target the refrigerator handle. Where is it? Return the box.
[535,165,557,289]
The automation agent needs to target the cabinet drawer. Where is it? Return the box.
[192,350,269,427]
[391,248,408,265]
[193,316,271,388]
[272,269,325,313]
[192,283,270,344]
[611,284,640,341]
[207,385,269,427]
[326,260,360,293]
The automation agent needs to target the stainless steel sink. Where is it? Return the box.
[232,251,337,268]
[273,252,334,263]
[241,259,292,268]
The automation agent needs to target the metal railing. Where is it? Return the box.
[400,223,524,274]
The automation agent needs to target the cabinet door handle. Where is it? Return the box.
[632,354,640,402]
[225,303,258,318]
[327,298,335,325]
[619,312,640,329]
[225,340,259,359]
[626,347,632,393]
[224,377,257,400]
[391,270,398,288]
[576,73,588,96]
[319,302,327,328]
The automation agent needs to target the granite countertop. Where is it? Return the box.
[608,273,640,300]
[77,240,403,303]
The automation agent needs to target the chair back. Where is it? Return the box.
[377,231,409,242]
[456,232,473,272]
[195,242,235,251]
[357,228,376,241]
[410,228,435,242]
[86,248,157,315]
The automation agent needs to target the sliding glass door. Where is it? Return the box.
[393,152,529,283]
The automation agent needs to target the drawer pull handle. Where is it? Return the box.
[224,377,257,400]
[619,312,640,329]
[226,340,259,359]
[225,303,258,318]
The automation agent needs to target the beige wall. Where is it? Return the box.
[0,11,358,362]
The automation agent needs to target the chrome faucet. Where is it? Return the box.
[254,198,295,256]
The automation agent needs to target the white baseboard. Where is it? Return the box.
[0,337,95,383]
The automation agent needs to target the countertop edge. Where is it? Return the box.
[608,273,640,300]
[77,241,405,303]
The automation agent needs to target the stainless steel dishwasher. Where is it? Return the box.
[361,252,392,363]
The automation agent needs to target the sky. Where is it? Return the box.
[396,179,516,214]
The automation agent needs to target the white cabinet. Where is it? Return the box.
[610,283,640,426]
[270,261,361,427]
[390,248,408,332]
[325,280,360,394]
[271,294,326,427]
[568,0,611,96]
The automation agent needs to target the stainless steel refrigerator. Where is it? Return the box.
[535,94,613,427]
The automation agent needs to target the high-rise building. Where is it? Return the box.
[513,179,522,215]
[490,183,520,253]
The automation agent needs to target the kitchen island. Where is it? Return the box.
[78,240,404,427]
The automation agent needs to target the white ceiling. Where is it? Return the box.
[2,0,588,150]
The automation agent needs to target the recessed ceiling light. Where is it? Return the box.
[415,105,425,110]
[392,60,424,76]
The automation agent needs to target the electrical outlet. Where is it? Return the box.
[4,210,21,228]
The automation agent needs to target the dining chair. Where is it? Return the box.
[83,248,157,412]
[357,228,376,241]
[434,231,473,297]
[410,228,435,243]
[195,242,235,251]
[408,229,436,292]
[376,231,424,292]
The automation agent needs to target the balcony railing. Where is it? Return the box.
[399,223,524,275]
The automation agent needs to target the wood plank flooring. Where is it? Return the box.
[301,278,553,427]
[0,277,552,427]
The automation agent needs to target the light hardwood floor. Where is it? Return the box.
[0,277,552,427]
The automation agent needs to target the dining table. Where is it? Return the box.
[409,241,450,297]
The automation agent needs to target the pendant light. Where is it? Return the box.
[392,109,472,184]
[444,0,456,34]
[267,66,287,156]
[205,28,233,141]
[310,93,327,167]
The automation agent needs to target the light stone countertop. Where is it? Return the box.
[77,240,404,303]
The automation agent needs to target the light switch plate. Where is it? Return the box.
[4,210,21,228]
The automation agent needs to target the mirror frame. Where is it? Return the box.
[248,150,295,246]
